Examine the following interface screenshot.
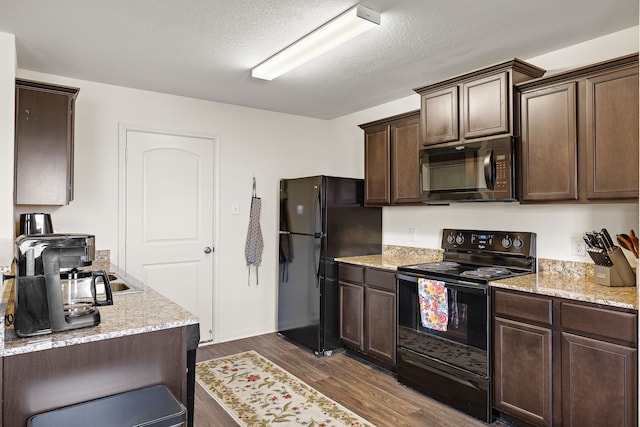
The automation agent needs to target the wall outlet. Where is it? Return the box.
[409,228,417,242]
[572,237,586,257]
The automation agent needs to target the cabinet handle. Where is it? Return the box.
[204,247,213,254]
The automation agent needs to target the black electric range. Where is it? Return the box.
[395,228,537,423]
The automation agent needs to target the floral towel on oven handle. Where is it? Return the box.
[418,278,448,331]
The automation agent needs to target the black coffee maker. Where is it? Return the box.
[14,234,112,338]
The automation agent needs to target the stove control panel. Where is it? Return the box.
[442,228,536,256]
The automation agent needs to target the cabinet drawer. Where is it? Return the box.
[365,268,396,292]
[338,264,364,283]
[561,302,637,344]
[494,289,552,325]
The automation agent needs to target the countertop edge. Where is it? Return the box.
[1,264,199,356]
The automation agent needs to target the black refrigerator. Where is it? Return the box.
[278,175,382,356]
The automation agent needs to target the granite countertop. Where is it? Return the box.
[490,273,638,310]
[336,246,638,310]
[0,264,199,357]
[336,254,436,270]
[336,246,444,270]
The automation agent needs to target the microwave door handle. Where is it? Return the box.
[483,150,496,190]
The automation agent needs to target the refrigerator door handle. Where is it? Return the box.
[312,184,321,235]
[315,237,321,287]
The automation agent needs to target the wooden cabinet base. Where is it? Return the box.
[3,328,187,427]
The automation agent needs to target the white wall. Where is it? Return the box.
[330,26,640,262]
[12,69,346,343]
[0,32,15,269]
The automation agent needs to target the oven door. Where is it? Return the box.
[420,136,514,202]
[396,272,490,378]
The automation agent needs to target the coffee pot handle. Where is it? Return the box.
[92,270,114,306]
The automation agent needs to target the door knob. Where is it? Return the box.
[204,246,213,254]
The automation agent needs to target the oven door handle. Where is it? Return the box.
[396,273,487,295]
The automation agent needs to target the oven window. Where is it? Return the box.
[397,277,488,377]
[422,149,489,192]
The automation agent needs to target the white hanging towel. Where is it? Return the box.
[245,178,264,285]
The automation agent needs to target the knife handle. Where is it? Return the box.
[601,228,615,248]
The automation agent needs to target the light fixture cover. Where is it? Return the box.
[252,4,380,80]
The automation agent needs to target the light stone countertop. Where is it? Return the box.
[336,246,443,270]
[335,254,437,270]
[0,264,199,357]
[490,273,638,310]
[336,247,638,311]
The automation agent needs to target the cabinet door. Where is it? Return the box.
[463,71,509,139]
[390,115,421,204]
[365,287,396,365]
[421,86,459,145]
[3,328,186,427]
[520,82,578,201]
[494,317,553,427]
[585,66,639,200]
[15,85,76,205]
[562,332,637,427]
[339,282,364,350]
[364,125,390,205]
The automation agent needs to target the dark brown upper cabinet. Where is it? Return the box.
[14,79,79,205]
[517,53,639,203]
[360,110,421,206]
[414,59,545,147]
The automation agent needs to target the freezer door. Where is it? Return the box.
[278,233,322,352]
[280,176,323,236]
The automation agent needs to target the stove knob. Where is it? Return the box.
[455,235,464,245]
[502,237,512,248]
[513,238,523,249]
[447,234,455,244]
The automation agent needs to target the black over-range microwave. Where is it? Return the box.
[420,136,515,203]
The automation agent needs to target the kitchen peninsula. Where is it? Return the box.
[0,266,199,427]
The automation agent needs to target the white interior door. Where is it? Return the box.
[124,129,214,342]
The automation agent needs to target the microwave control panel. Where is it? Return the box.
[492,148,511,197]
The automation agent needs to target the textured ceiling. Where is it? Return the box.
[0,0,637,119]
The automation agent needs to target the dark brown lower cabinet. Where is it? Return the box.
[494,317,553,426]
[339,281,364,350]
[338,263,396,369]
[493,288,637,427]
[562,332,636,427]
[3,327,187,427]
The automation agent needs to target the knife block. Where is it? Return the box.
[594,247,636,287]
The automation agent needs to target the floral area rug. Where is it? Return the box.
[196,350,375,427]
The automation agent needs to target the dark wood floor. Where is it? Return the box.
[194,333,503,427]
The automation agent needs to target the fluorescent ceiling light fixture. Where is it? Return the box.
[251,4,380,80]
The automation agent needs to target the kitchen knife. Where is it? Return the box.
[585,232,599,249]
[601,228,616,248]
[594,232,609,251]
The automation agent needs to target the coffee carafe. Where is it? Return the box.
[14,234,113,338]
[60,268,113,318]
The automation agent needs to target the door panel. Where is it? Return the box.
[125,130,214,342]
[277,233,321,350]
[282,176,323,235]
